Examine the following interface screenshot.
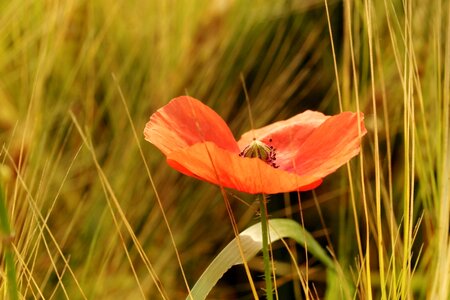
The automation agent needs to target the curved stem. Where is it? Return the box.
[260,196,273,299]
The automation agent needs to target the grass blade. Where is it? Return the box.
[187,218,334,300]
[0,182,19,300]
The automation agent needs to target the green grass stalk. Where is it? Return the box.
[0,183,19,300]
[364,1,387,299]
[259,196,273,300]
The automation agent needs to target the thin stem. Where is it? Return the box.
[259,196,273,299]
[240,74,256,133]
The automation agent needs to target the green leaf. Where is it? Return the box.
[187,218,334,299]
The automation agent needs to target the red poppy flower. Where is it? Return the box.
[144,96,366,194]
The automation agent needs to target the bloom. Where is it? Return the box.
[144,96,366,194]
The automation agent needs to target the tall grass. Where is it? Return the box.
[0,0,448,299]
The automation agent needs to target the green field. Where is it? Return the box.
[0,0,449,299]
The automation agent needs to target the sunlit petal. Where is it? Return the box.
[167,142,322,194]
[294,112,366,177]
[238,111,330,169]
[144,96,239,155]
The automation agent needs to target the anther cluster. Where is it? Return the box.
[239,138,279,168]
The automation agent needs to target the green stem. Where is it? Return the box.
[260,196,273,300]
[5,249,18,300]
[0,183,19,300]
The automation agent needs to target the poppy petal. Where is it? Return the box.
[166,142,323,194]
[238,110,329,147]
[237,111,330,170]
[294,112,366,177]
[144,96,239,156]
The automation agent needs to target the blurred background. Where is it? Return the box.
[0,0,448,299]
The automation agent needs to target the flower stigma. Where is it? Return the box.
[239,138,279,168]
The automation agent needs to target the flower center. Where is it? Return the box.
[239,139,279,168]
